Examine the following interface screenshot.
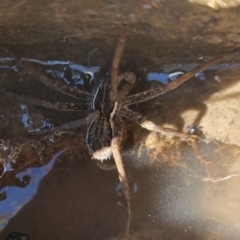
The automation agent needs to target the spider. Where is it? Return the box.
[5,25,240,235]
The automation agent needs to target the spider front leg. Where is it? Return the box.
[110,114,131,235]
[111,137,130,201]
[110,24,128,102]
[110,115,130,201]
[123,48,240,106]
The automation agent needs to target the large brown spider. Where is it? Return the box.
[7,26,240,235]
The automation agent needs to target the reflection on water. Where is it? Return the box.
[147,62,240,84]
[0,148,67,231]
[146,140,240,239]
[116,137,240,239]
[0,57,100,85]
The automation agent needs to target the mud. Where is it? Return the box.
[0,0,240,240]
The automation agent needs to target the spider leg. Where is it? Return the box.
[2,90,88,111]
[29,111,99,134]
[110,25,128,102]
[110,115,130,201]
[116,72,136,101]
[110,115,131,235]
[117,72,136,85]
[111,137,130,201]
[123,48,240,106]
[22,64,91,99]
[120,107,196,140]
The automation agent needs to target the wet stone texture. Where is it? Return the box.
[0,0,240,240]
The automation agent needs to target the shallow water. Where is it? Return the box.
[0,50,239,240]
[0,0,240,239]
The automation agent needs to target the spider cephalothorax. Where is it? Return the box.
[85,71,136,161]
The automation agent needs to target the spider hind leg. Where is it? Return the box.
[120,107,197,141]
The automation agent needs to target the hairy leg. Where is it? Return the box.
[123,48,240,106]
[116,72,136,101]
[120,107,197,140]
[110,25,128,102]
[2,89,88,111]
[22,64,91,99]
[29,111,99,134]
[110,115,131,235]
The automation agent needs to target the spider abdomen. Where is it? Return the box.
[86,115,113,161]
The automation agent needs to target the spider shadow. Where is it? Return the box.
[136,68,240,136]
